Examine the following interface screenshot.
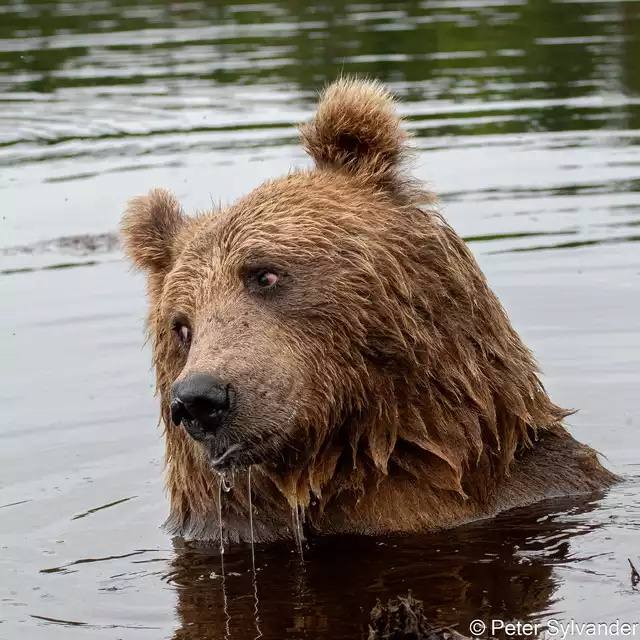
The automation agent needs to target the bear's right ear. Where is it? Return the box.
[120,188,187,275]
[299,77,409,191]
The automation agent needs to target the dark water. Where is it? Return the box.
[1,1,640,639]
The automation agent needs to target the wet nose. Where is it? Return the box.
[170,373,233,434]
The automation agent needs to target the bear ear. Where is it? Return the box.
[299,77,409,190]
[120,188,187,274]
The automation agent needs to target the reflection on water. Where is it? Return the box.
[166,495,608,640]
[1,1,639,639]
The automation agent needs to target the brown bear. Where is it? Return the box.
[121,77,617,544]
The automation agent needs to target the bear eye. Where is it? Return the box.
[256,271,279,289]
[243,265,284,294]
[171,317,191,348]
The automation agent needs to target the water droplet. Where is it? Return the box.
[220,472,233,492]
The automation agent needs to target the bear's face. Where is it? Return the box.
[144,170,421,472]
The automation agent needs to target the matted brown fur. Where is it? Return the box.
[121,77,618,543]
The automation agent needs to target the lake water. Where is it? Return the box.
[1,1,639,639]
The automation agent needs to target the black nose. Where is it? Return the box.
[170,373,233,434]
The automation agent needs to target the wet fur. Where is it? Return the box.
[121,77,618,543]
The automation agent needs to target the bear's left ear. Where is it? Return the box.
[299,77,409,191]
[120,188,187,275]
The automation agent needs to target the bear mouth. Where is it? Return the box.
[207,432,282,474]
[199,431,264,473]
[181,418,279,473]
[208,443,247,472]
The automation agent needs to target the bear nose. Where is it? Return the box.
[170,373,233,434]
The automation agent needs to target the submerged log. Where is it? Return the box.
[368,592,471,640]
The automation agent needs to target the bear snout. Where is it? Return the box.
[170,373,235,438]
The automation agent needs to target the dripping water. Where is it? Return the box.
[292,505,305,560]
[248,467,256,571]
[220,471,234,493]
[248,467,262,639]
[217,479,231,638]
[218,479,225,556]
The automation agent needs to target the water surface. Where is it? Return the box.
[1,1,639,638]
